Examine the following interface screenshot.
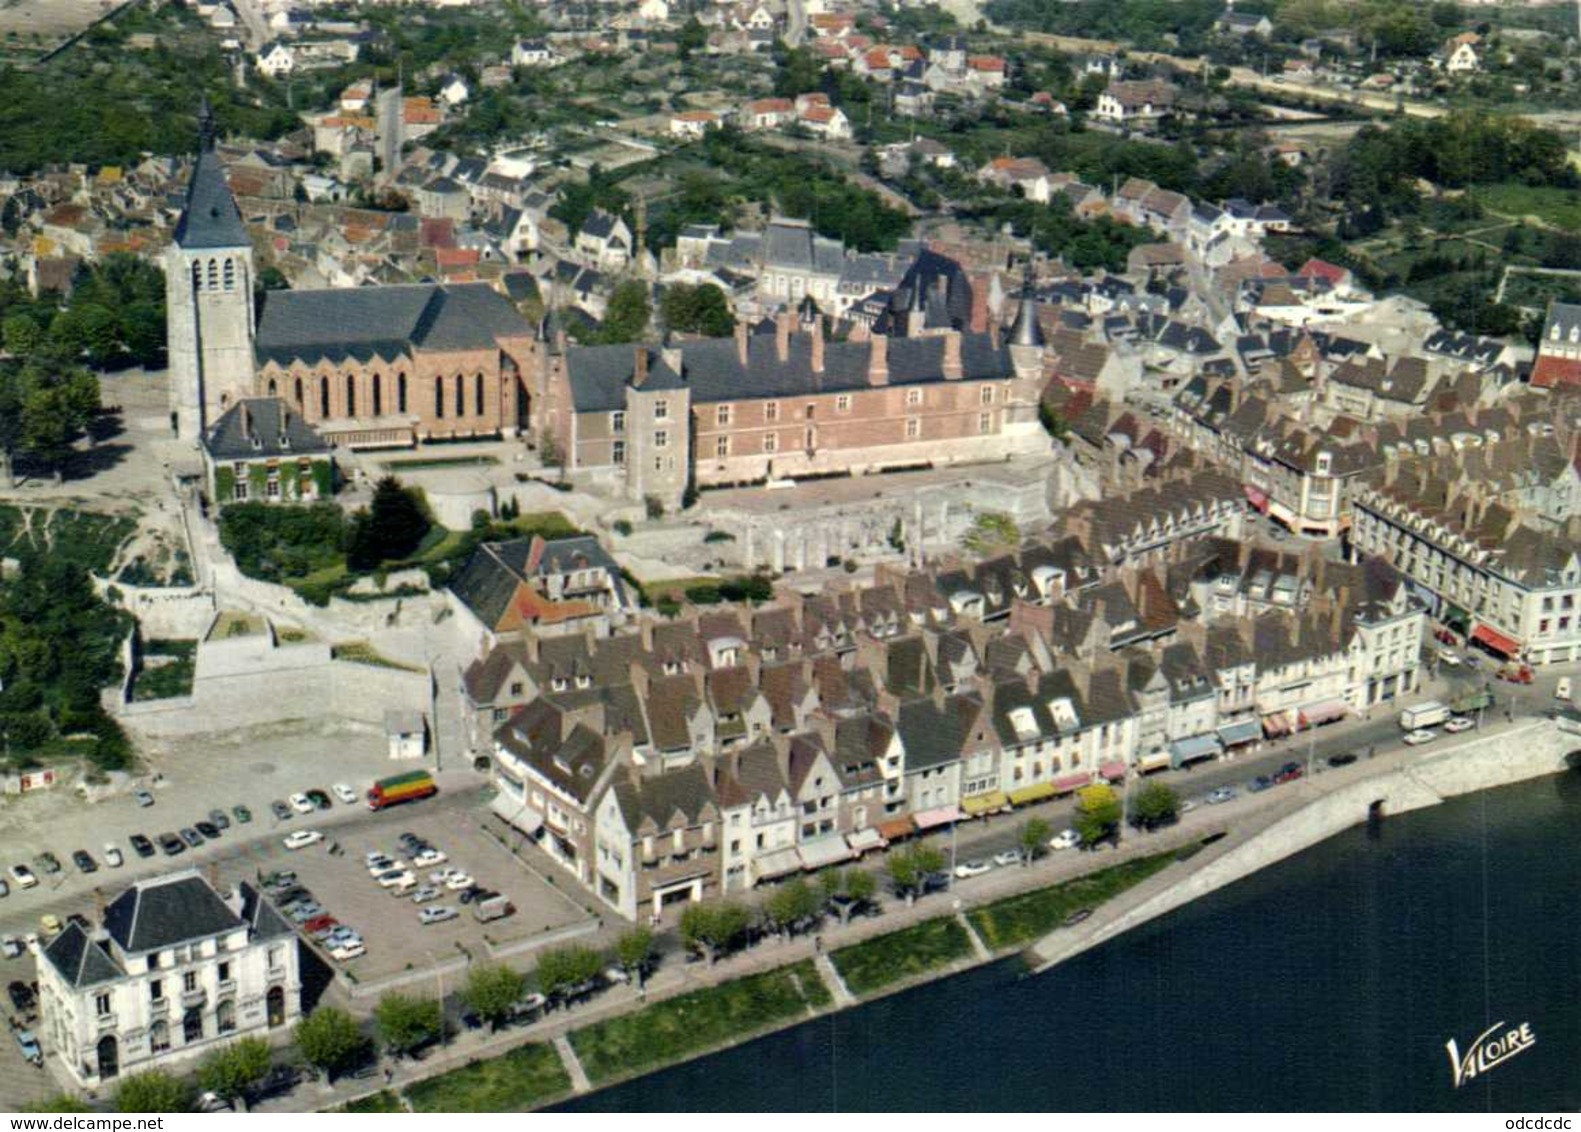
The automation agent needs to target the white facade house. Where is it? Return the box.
[37,872,300,1090]
[255,42,295,77]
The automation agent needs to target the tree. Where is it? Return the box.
[676,15,707,59]
[1018,817,1052,864]
[196,1036,272,1108]
[115,1069,195,1113]
[886,845,944,902]
[346,476,431,571]
[762,878,823,938]
[3,313,42,358]
[374,993,443,1058]
[961,511,1020,557]
[596,280,651,345]
[614,926,656,989]
[536,944,604,1005]
[25,1094,91,1113]
[294,1007,371,1082]
[1075,784,1123,848]
[679,900,751,965]
[660,282,735,338]
[461,963,527,1031]
[1131,780,1180,831]
[820,868,878,924]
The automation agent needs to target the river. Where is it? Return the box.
[560,773,1581,1112]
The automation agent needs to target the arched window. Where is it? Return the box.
[216,999,236,1035]
[206,259,219,290]
[149,1021,170,1054]
[372,373,382,417]
[191,261,203,292]
[435,377,445,419]
[267,378,277,397]
[475,373,485,417]
[183,1007,203,1044]
[294,377,304,407]
[454,374,464,418]
[345,373,356,417]
[223,258,236,291]
[320,377,330,419]
[397,373,407,414]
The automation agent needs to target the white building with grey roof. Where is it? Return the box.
[37,871,300,1090]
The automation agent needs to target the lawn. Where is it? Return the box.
[340,1090,405,1113]
[130,639,196,702]
[381,454,501,473]
[967,852,1178,952]
[403,1043,571,1113]
[830,916,973,997]
[1473,183,1581,231]
[331,641,424,672]
[570,960,829,1085]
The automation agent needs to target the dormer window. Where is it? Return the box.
[575,674,591,689]
[551,676,568,691]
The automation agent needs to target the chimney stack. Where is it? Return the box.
[868,333,889,385]
[632,346,648,388]
[735,320,750,367]
[942,330,963,380]
[810,316,825,374]
[775,312,792,364]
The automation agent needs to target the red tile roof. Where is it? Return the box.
[1530,355,1581,389]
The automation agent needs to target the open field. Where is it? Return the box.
[0,0,112,39]
[1472,183,1581,231]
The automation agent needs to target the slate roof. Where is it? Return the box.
[203,397,330,461]
[174,128,249,250]
[612,763,717,834]
[238,881,295,941]
[42,923,123,989]
[565,329,1013,413]
[255,282,532,367]
[103,872,245,955]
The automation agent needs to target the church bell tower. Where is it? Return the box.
[165,99,256,441]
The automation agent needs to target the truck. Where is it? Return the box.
[366,771,438,812]
[473,893,515,923]
[1449,688,1494,716]
[1399,701,1451,730]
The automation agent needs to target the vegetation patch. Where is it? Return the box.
[340,1090,405,1114]
[130,639,196,702]
[331,641,423,673]
[381,454,500,473]
[570,960,829,1085]
[830,916,972,996]
[404,1043,570,1113]
[968,852,1177,951]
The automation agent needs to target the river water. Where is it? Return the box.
[561,774,1581,1112]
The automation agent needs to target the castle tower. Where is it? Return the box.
[1007,263,1046,381]
[165,99,256,441]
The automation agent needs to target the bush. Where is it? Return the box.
[613,519,633,537]
[218,502,346,582]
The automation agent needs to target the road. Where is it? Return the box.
[228,0,268,53]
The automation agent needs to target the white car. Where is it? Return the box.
[953,860,991,880]
[1403,728,1438,746]
[418,905,459,926]
[428,867,461,886]
[991,849,1021,868]
[1,937,24,959]
[283,830,324,850]
[1444,717,1475,734]
[411,848,448,868]
[1047,829,1081,851]
[9,865,38,889]
[410,886,442,904]
[329,941,366,962]
[377,870,416,889]
[102,844,124,868]
[443,872,475,891]
[1437,648,1462,667]
[332,784,358,805]
[289,793,315,815]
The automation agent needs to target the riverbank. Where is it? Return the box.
[322,719,1575,1113]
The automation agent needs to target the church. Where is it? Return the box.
[166,107,1049,511]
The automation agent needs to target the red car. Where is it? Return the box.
[1433,628,1459,646]
[1272,762,1304,785]
[303,915,339,940]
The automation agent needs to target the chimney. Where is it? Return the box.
[775,312,792,363]
[735,320,750,367]
[239,403,251,440]
[632,346,648,388]
[810,316,825,374]
[526,632,541,664]
[868,333,889,385]
[942,330,963,380]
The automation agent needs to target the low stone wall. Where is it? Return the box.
[101,580,216,639]
[1030,721,1573,971]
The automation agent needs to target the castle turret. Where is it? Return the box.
[1007,264,1045,381]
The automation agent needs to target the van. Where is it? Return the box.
[473,894,514,923]
[1399,701,1450,730]
[1558,677,1572,703]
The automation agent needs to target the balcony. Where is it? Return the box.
[216,979,237,997]
[180,987,207,1009]
[148,997,170,1016]
[95,1012,118,1031]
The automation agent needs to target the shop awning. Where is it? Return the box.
[876,816,916,841]
[1170,734,1223,768]
[1138,751,1172,772]
[1443,604,1470,630]
[1217,719,1263,747]
[1099,760,1127,782]
[489,792,543,836]
[1298,699,1348,728]
[1267,501,1295,525]
[845,828,885,854]
[913,805,963,830]
[1262,711,1294,738]
[1244,485,1269,511]
[1472,624,1521,657]
[798,836,855,871]
[1008,781,1058,806]
[754,847,802,881]
[961,790,1009,816]
[1052,772,1092,793]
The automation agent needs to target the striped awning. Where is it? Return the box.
[846,827,885,853]
[961,790,1009,816]
[1099,761,1127,782]
[1217,719,1262,747]
[754,847,802,881]
[1298,699,1348,728]
[1008,781,1058,806]
[1170,734,1223,768]
[1472,624,1521,657]
[489,792,543,836]
[1052,772,1093,793]
[876,816,916,841]
[913,806,964,830]
[798,836,855,871]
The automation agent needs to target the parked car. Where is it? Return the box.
[332,784,358,805]
[1248,775,1274,793]
[991,849,1021,867]
[102,844,124,868]
[180,827,204,848]
[14,1028,42,1066]
[953,859,992,880]
[288,793,315,815]
[1437,648,1462,667]
[419,905,459,926]
[232,805,253,824]
[366,855,399,874]
[1403,729,1438,746]
[261,870,297,891]
[328,941,366,962]
[129,834,156,859]
[1,938,24,960]
[1179,800,1198,814]
[0,879,7,898]
[207,809,231,831]
[9,865,38,889]
[412,848,448,868]
[71,850,97,874]
[197,1092,235,1113]
[283,830,324,851]
[1444,717,1475,734]
[1205,786,1237,806]
[305,789,332,811]
[7,979,34,1010]
[134,790,155,808]
[1326,753,1358,768]
[158,832,186,856]
[36,852,61,875]
[288,902,327,924]
[443,872,475,891]
[39,914,62,938]
[195,821,222,841]
[1272,762,1304,785]
[1048,829,1081,850]
[378,870,417,889]
[410,886,442,905]
[270,800,293,821]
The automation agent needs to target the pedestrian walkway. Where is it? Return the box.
[813,953,855,1007]
[955,910,991,961]
[553,1035,591,1094]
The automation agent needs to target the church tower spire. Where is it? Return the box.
[166,97,257,441]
